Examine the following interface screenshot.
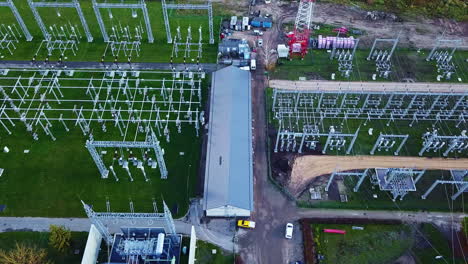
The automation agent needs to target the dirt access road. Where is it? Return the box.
[233,1,467,263]
[290,155,468,196]
[247,0,467,50]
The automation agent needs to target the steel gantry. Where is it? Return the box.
[272,88,468,127]
[370,133,409,155]
[418,130,468,157]
[27,0,93,42]
[161,0,214,44]
[271,84,467,156]
[92,0,153,43]
[325,168,370,192]
[82,200,177,245]
[86,131,168,180]
[421,170,468,200]
[0,0,32,41]
[273,120,359,154]
[367,36,399,78]
[426,38,462,80]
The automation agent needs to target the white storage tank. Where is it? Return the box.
[155,233,165,256]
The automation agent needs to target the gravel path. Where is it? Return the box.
[0,60,221,72]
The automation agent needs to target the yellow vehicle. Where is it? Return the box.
[237,220,256,229]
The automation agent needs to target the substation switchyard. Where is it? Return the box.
[0,1,212,262]
[0,68,205,181]
[270,80,468,201]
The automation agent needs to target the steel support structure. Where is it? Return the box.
[92,0,153,43]
[81,200,177,246]
[272,89,468,125]
[0,0,32,41]
[366,36,399,78]
[325,168,369,192]
[0,68,203,141]
[27,0,92,42]
[274,126,359,154]
[162,0,214,44]
[426,38,462,61]
[418,130,468,156]
[367,37,399,61]
[86,132,168,179]
[373,168,425,201]
[330,38,359,77]
[370,133,409,155]
[422,179,468,200]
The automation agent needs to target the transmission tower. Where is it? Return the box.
[288,0,315,58]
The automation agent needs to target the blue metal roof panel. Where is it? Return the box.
[204,66,253,213]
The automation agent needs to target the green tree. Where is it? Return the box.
[49,225,71,253]
[0,242,52,264]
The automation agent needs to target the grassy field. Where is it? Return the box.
[0,69,205,217]
[193,240,235,264]
[412,224,466,264]
[270,48,468,83]
[0,0,224,63]
[312,223,413,264]
[0,231,100,264]
[311,223,465,264]
[179,237,235,264]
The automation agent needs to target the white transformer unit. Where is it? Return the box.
[277,44,289,58]
[155,233,165,256]
[242,17,250,31]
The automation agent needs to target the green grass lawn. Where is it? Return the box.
[312,223,465,264]
[0,0,223,63]
[312,223,413,264]
[270,48,468,83]
[179,238,234,264]
[194,240,234,264]
[412,224,466,264]
[0,69,205,218]
[0,231,97,264]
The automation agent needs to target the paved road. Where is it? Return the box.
[236,11,468,264]
[0,60,221,72]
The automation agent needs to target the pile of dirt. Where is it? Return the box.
[271,152,293,187]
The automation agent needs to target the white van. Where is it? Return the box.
[250,59,256,70]
[285,223,293,239]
